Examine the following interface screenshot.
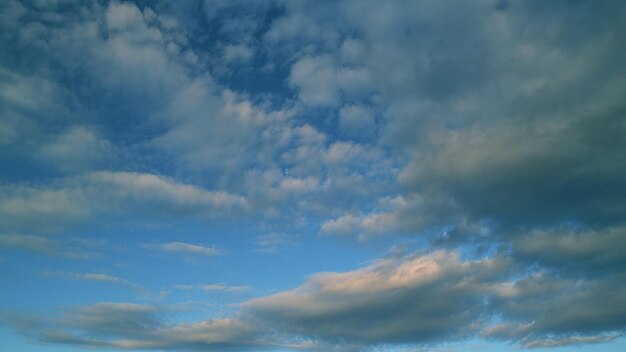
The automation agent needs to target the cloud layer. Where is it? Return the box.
[1,0,625,351]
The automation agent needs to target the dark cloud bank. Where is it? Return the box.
[1,0,626,351]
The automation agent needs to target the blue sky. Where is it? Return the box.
[1,0,626,351]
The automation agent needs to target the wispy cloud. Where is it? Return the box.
[0,172,248,234]
[174,283,250,293]
[145,241,221,256]
[0,234,97,259]
[253,232,297,253]
[41,271,148,294]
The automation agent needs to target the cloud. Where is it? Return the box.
[1,302,279,351]
[487,271,626,344]
[253,232,297,253]
[35,125,116,172]
[0,69,85,152]
[146,242,220,257]
[398,108,626,231]
[512,225,626,274]
[0,171,247,233]
[5,250,626,350]
[0,234,96,259]
[41,271,147,293]
[223,44,254,63]
[2,0,626,351]
[521,334,619,349]
[247,251,503,346]
[320,195,458,241]
[288,55,341,107]
[0,234,62,256]
[338,104,377,141]
[88,171,248,213]
[175,283,250,293]
[288,55,373,107]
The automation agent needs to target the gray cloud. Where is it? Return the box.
[399,107,626,231]
[2,302,290,351]
[512,225,626,274]
[488,272,626,345]
[2,0,626,350]
[4,249,626,350]
[247,251,502,345]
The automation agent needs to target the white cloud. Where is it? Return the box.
[223,44,254,63]
[338,104,377,141]
[41,271,147,293]
[106,1,144,31]
[0,234,93,259]
[521,334,619,349]
[146,242,220,257]
[339,38,367,64]
[174,283,251,293]
[36,126,115,172]
[253,232,297,253]
[0,171,248,233]
[88,171,248,211]
[288,55,340,107]
[320,195,457,241]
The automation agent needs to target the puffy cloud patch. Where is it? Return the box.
[248,251,501,345]
[338,104,377,141]
[35,126,116,172]
[288,55,373,107]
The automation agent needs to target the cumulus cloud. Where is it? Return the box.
[223,44,254,63]
[8,250,624,350]
[289,55,342,107]
[512,225,626,274]
[247,251,501,345]
[398,109,626,231]
[487,271,626,345]
[288,55,373,107]
[35,126,116,172]
[338,104,377,141]
[2,0,626,351]
[321,195,458,241]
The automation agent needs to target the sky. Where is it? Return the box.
[1,0,626,351]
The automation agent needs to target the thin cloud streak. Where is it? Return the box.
[145,242,221,257]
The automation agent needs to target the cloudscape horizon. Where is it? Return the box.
[1,1,626,351]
